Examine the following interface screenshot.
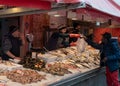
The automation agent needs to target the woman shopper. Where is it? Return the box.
[85,32,120,86]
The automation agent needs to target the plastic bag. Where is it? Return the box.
[76,38,87,53]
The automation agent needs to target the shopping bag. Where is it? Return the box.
[76,38,87,53]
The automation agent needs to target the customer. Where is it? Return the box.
[85,32,120,86]
[57,26,69,48]
[86,34,94,41]
[2,25,25,60]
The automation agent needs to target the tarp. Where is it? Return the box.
[80,0,120,18]
[57,0,120,18]
[0,0,51,9]
[109,0,120,10]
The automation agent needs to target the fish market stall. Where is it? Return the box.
[0,45,107,86]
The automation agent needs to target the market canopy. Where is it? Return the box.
[0,0,120,18]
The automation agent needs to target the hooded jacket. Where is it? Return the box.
[86,38,120,72]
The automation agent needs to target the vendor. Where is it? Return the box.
[72,23,81,34]
[56,26,69,48]
[46,32,59,51]
[70,23,81,43]
[2,25,25,60]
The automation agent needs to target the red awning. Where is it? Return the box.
[0,0,52,9]
[43,0,55,1]
[56,0,81,3]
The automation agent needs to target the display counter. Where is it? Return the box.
[0,45,107,86]
[0,62,106,86]
[49,67,106,86]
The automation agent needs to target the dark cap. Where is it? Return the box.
[9,25,18,34]
[58,26,67,31]
[102,32,111,40]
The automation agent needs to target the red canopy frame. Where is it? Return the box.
[0,0,52,9]
[56,0,80,3]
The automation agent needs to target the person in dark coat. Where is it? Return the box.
[46,32,59,50]
[56,26,69,48]
[70,23,81,43]
[46,26,69,50]
[85,32,120,86]
[2,25,25,60]
[86,34,94,41]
